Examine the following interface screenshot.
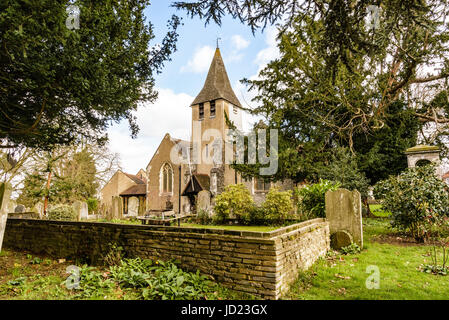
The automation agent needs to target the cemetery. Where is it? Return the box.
[2,1,449,302]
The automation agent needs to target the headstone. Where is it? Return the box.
[0,183,12,253]
[14,204,25,213]
[197,190,211,213]
[111,196,122,219]
[33,202,44,219]
[128,197,139,217]
[6,200,16,213]
[330,230,353,250]
[73,201,89,220]
[325,188,363,248]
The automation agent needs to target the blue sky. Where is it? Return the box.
[106,2,279,174]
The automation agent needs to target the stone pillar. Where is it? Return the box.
[325,188,363,249]
[0,183,12,253]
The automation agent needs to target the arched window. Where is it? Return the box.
[415,159,432,167]
[161,163,173,194]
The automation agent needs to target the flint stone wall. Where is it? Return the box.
[4,217,329,299]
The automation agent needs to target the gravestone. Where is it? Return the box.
[325,188,363,249]
[6,200,16,213]
[111,196,122,219]
[0,183,12,253]
[73,201,88,221]
[33,202,44,219]
[127,197,139,216]
[197,190,211,214]
[14,204,25,213]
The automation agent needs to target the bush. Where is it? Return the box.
[213,184,255,224]
[374,165,449,241]
[197,209,212,225]
[297,179,340,219]
[87,198,98,214]
[262,187,293,225]
[47,204,77,221]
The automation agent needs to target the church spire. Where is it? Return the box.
[191,48,242,108]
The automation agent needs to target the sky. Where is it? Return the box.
[106,1,280,174]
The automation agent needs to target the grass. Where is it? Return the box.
[369,204,391,217]
[285,218,449,300]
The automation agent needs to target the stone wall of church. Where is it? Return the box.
[4,217,329,299]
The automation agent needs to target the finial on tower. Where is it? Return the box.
[216,37,221,49]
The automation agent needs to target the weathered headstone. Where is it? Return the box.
[6,199,16,213]
[0,183,12,253]
[32,202,44,219]
[197,190,211,213]
[111,196,122,219]
[325,188,363,248]
[14,204,25,213]
[128,197,139,216]
[73,201,89,220]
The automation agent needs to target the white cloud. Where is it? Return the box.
[254,26,280,70]
[231,35,250,50]
[181,45,215,73]
[107,88,193,174]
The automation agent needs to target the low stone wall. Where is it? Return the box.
[3,217,329,299]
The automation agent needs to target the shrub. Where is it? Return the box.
[297,179,340,219]
[197,209,212,225]
[47,204,77,221]
[262,187,293,225]
[374,165,449,241]
[340,243,361,255]
[213,184,255,224]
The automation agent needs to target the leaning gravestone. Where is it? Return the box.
[325,188,363,249]
[33,202,44,219]
[0,183,12,253]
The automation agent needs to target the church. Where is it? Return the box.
[100,48,293,218]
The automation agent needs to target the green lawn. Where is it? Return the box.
[369,204,391,217]
[285,219,449,300]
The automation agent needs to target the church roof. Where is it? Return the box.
[191,48,242,108]
[120,184,146,196]
[181,174,210,196]
[123,173,146,185]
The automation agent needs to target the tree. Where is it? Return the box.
[175,0,449,140]
[1,0,180,150]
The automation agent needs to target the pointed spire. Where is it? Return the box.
[191,48,242,108]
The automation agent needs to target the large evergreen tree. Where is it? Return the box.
[1,0,180,150]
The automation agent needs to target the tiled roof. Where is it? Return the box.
[120,184,146,196]
[443,171,449,179]
[124,173,145,184]
[191,48,242,108]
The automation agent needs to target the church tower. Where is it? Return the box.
[190,48,244,193]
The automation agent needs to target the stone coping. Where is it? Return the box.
[6,217,326,239]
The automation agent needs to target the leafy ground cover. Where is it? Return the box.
[369,204,391,217]
[0,250,251,300]
[284,219,449,300]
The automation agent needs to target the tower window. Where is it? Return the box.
[199,103,204,120]
[210,100,216,117]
